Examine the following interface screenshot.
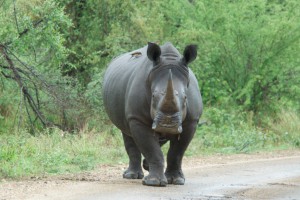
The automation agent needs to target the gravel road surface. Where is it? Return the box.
[1,150,300,200]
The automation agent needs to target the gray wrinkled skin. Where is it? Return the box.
[102,42,203,186]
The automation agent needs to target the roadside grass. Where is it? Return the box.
[187,108,300,155]
[0,127,127,179]
[0,107,299,180]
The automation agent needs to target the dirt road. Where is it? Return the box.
[1,150,300,200]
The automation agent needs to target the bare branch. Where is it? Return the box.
[5,19,44,46]
[0,44,52,128]
[13,0,20,34]
[19,19,44,39]
[1,71,13,79]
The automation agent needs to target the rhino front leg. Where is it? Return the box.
[122,132,144,179]
[129,120,167,186]
[165,121,197,185]
[143,137,169,171]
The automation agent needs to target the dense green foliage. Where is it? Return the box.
[0,0,299,178]
[59,0,300,113]
[1,0,299,130]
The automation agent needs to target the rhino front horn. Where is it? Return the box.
[160,70,179,113]
[165,69,175,101]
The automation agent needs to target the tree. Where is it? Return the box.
[1,0,299,132]
[187,0,300,113]
[0,0,86,132]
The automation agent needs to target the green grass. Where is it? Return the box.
[0,127,127,179]
[0,107,299,180]
[186,107,300,155]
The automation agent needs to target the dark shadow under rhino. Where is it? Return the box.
[103,42,203,186]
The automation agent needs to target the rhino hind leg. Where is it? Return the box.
[142,158,149,171]
[122,132,144,179]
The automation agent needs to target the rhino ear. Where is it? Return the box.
[147,42,161,63]
[182,45,197,65]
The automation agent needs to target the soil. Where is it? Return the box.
[1,150,300,200]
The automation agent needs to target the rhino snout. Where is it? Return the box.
[152,112,182,134]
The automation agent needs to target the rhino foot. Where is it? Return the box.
[142,175,167,187]
[165,170,185,185]
[123,169,144,179]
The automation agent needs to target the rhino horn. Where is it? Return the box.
[165,69,175,101]
[161,70,178,112]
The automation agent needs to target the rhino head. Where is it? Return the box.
[147,42,197,135]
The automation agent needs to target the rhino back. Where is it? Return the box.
[102,46,151,132]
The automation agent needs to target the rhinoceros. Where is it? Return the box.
[102,42,203,186]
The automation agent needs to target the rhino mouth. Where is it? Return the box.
[152,111,182,134]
